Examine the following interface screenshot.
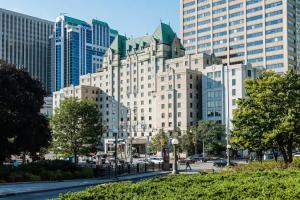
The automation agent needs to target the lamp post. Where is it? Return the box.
[112,128,118,177]
[172,138,179,174]
[226,144,231,167]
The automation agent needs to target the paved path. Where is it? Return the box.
[0,171,169,199]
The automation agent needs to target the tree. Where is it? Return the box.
[150,129,168,154]
[0,61,51,164]
[50,98,104,164]
[192,120,226,156]
[231,70,300,164]
[180,129,195,155]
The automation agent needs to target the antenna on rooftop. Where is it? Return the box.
[60,12,67,16]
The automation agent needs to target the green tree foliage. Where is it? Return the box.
[180,129,196,155]
[50,98,104,164]
[0,61,51,164]
[231,70,300,163]
[192,120,226,155]
[150,129,168,153]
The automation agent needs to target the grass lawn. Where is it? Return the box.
[60,167,300,200]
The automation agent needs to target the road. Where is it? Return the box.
[0,173,168,200]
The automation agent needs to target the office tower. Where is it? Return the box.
[202,63,257,130]
[53,23,221,153]
[0,8,54,94]
[180,0,299,73]
[52,15,118,91]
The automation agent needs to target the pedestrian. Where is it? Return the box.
[185,159,192,171]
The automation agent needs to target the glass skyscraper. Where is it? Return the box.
[180,0,299,73]
[52,15,118,91]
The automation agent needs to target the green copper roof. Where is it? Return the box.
[109,23,177,57]
[153,23,175,45]
[64,16,89,26]
[110,34,127,56]
[110,29,118,35]
[92,19,109,27]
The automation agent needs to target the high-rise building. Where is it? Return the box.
[0,8,54,94]
[180,0,299,73]
[202,63,257,130]
[53,23,222,153]
[51,15,118,91]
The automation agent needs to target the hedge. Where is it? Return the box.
[0,160,94,183]
[60,169,300,200]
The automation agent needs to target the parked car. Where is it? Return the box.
[108,158,127,165]
[135,158,153,164]
[186,154,208,163]
[213,159,237,167]
[149,157,164,164]
[293,152,300,157]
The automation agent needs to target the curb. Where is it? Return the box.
[0,172,170,198]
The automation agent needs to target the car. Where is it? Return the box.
[108,158,127,165]
[186,154,208,163]
[135,158,153,164]
[213,159,237,167]
[293,152,300,157]
[149,157,164,164]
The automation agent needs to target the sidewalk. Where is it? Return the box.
[0,171,169,198]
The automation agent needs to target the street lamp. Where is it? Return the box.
[226,144,231,167]
[172,138,179,174]
[112,128,118,177]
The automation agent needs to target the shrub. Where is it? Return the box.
[0,160,96,182]
[7,172,24,182]
[60,170,300,200]
[81,168,94,178]
[23,172,41,182]
[232,160,288,172]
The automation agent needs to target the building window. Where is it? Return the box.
[232,79,236,86]
[247,70,252,77]
[232,69,236,76]
[232,89,236,96]
[232,99,236,106]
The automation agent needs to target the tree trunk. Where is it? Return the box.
[279,146,288,164]
[74,149,78,165]
[287,137,293,163]
[272,149,278,162]
[0,154,6,166]
[22,152,26,164]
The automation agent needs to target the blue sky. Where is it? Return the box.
[1,0,180,37]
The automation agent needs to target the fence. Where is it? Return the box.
[93,163,169,178]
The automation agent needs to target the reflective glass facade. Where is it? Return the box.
[52,16,118,91]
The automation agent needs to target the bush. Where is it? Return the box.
[23,172,41,182]
[60,170,300,200]
[0,160,96,182]
[232,160,288,172]
[81,168,94,178]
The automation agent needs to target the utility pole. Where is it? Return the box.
[226,65,231,166]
